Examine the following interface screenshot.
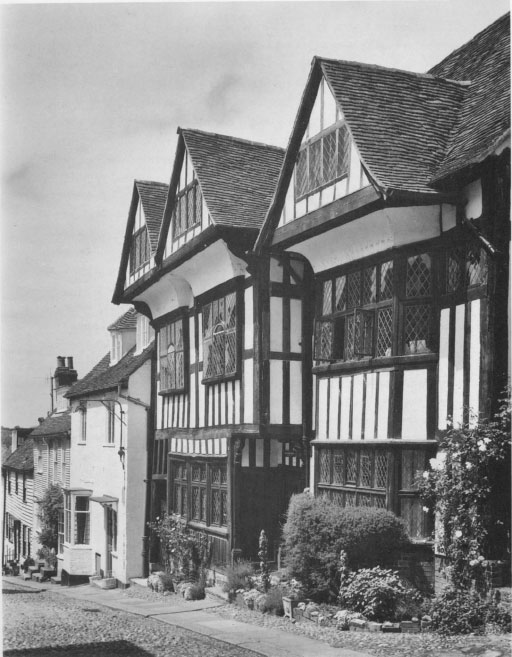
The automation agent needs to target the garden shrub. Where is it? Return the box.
[256,586,284,615]
[147,571,174,593]
[282,493,407,600]
[428,588,490,635]
[222,560,255,592]
[37,484,63,551]
[338,567,408,621]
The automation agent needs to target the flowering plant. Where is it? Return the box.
[417,393,510,590]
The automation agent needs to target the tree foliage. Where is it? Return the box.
[417,392,511,590]
[37,484,63,551]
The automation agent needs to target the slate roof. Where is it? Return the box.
[30,410,71,439]
[107,308,137,331]
[3,438,34,472]
[66,343,154,399]
[428,13,510,182]
[320,58,467,194]
[136,180,168,251]
[181,129,285,229]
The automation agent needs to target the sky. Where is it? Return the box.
[1,0,509,427]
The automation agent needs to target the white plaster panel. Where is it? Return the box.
[364,372,377,440]
[340,376,351,440]
[324,80,337,128]
[290,299,302,352]
[402,369,427,440]
[289,361,302,425]
[463,180,482,220]
[377,371,390,439]
[308,192,320,213]
[453,304,466,427]
[317,377,328,440]
[352,374,364,440]
[244,359,254,424]
[227,381,234,425]
[189,375,196,428]
[308,85,321,136]
[312,374,317,431]
[328,377,340,441]
[244,287,254,351]
[334,178,348,200]
[270,297,283,352]
[134,273,193,322]
[269,360,283,424]
[442,204,457,232]
[198,382,205,428]
[469,299,481,427]
[241,442,250,467]
[270,258,283,282]
[255,439,264,467]
[220,384,226,425]
[234,380,241,424]
[270,439,281,467]
[295,199,307,219]
[438,308,450,430]
[310,446,316,490]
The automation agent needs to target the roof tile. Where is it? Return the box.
[181,129,285,229]
[30,410,71,439]
[108,308,138,331]
[135,180,168,251]
[66,343,153,398]
[3,438,34,471]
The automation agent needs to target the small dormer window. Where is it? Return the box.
[296,123,351,201]
[130,226,150,274]
[111,333,122,364]
[173,181,202,239]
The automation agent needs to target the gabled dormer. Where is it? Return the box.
[280,76,370,226]
[255,58,466,253]
[108,308,137,365]
[112,180,168,301]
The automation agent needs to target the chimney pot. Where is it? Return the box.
[38,417,45,425]
[57,356,65,368]
[67,356,74,370]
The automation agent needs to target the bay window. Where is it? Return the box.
[64,491,91,545]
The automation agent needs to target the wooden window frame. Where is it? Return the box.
[130,226,151,275]
[106,403,116,444]
[170,458,228,530]
[173,180,202,240]
[200,282,243,385]
[295,122,350,202]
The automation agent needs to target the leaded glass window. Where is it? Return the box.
[173,181,202,238]
[404,305,432,355]
[130,226,151,274]
[160,318,186,392]
[406,254,431,297]
[203,291,237,381]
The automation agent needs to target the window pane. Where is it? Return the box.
[309,139,322,191]
[319,449,331,484]
[322,280,332,315]
[335,276,347,311]
[322,130,337,184]
[195,184,202,226]
[212,490,221,524]
[362,267,377,305]
[404,305,432,354]
[346,271,361,309]
[344,314,355,361]
[315,320,333,360]
[187,187,195,229]
[337,125,351,177]
[447,248,464,293]
[466,246,487,287]
[400,497,424,539]
[375,452,388,489]
[360,451,372,487]
[332,453,344,484]
[346,450,357,483]
[406,254,431,297]
[295,148,308,198]
[376,307,393,358]
[225,292,236,328]
[380,261,394,300]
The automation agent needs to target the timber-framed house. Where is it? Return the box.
[255,13,510,580]
[113,129,310,564]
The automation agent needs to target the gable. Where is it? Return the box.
[279,75,370,228]
[163,144,212,259]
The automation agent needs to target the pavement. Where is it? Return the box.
[2,575,372,657]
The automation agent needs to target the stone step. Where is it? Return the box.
[50,576,61,584]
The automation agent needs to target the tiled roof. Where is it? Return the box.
[3,438,34,472]
[181,129,285,229]
[30,410,71,439]
[135,180,168,251]
[107,308,137,331]
[320,58,467,194]
[66,343,153,398]
[428,13,510,182]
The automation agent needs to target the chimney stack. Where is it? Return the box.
[54,356,78,412]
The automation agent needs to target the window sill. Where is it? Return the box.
[77,442,87,446]
[312,352,438,375]
[103,444,116,448]
[202,372,239,386]
[159,388,188,397]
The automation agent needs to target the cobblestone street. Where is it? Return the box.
[2,580,259,657]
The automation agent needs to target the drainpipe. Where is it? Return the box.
[142,351,156,577]
[2,468,6,567]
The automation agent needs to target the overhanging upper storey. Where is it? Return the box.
[112,180,168,304]
[254,56,466,253]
